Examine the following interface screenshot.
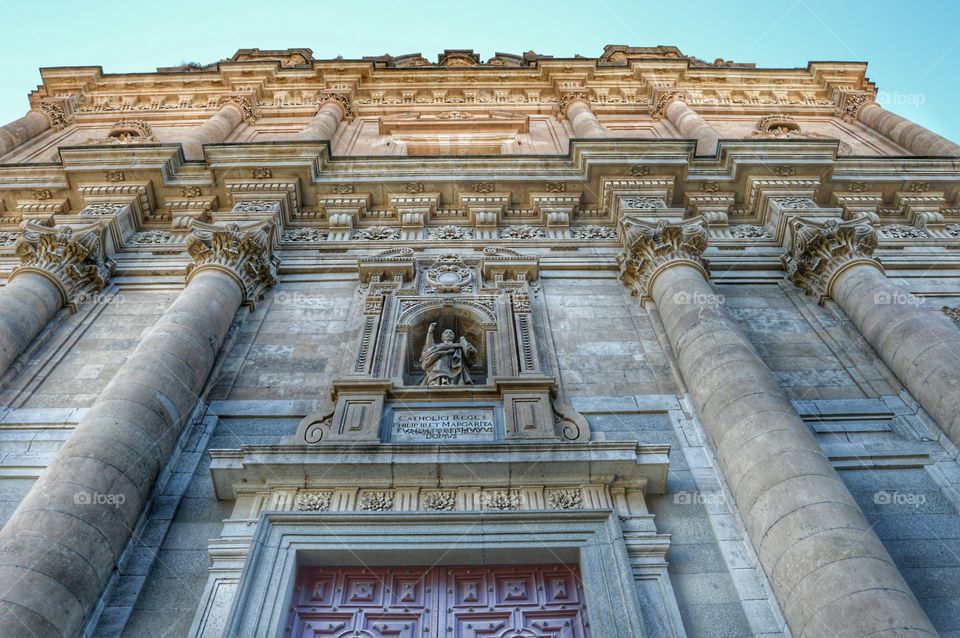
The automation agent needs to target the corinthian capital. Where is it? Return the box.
[617,217,709,298]
[12,221,110,305]
[186,221,278,304]
[783,218,882,301]
[317,92,355,121]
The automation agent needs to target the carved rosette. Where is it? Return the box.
[12,222,110,305]
[617,218,709,299]
[186,222,278,305]
[783,218,882,301]
[317,92,355,121]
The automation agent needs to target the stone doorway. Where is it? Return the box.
[285,564,592,637]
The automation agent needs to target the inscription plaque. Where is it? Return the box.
[391,408,497,442]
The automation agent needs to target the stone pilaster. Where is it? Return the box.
[786,217,960,449]
[621,217,935,637]
[652,90,719,155]
[0,220,276,638]
[0,222,109,377]
[838,91,960,156]
[297,92,352,141]
[558,91,609,138]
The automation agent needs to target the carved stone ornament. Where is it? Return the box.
[218,94,260,123]
[546,488,584,510]
[421,490,457,511]
[836,92,875,121]
[85,119,157,145]
[729,225,772,239]
[37,100,72,130]
[944,306,960,328]
[877,224,927,239]
[424,252,473,293]
[420,321,477,386]
[750,113,853,154]
[186,221,278,305]
[946,224,960,238]
[617,218,709,299]
[783,218,881,301]
[295,490,332,512]
[13,221,110,305]
[571,225,618,240]
[317,92,354,121]
[555,91,590,119]
[353,226,400,241]
[621,196,667,210]
[282,228,329,242]
[427,225,473,240]
[483,490,522,510]
[0,231,18,246]
[358,490,395,511]
[499,225,545,239]
[651,90,683,119]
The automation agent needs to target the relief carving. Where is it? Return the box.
[617,218,709,298]
[186,221,278,305]
[783,218,881,301]
[420,322,477,386]
[13,221,110,305]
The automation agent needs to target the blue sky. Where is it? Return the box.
[1,0,958,140]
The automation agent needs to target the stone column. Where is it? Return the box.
[0,222,109,378]
[181,98,252,160]
[0,111,51,157]
[297,93,351,141]
[559,92,609,138]
[653,91,719,155]
[841,93,960,156]
[786,217,960,448]
[0,221,276,638]
[620,218,935,637]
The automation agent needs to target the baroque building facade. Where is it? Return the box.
[0,44,958,637]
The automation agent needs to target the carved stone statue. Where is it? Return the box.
[420,322,477,386]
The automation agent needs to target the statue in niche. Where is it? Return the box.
[420,322,477,386]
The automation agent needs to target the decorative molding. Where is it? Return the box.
[877,224,927,239]
[281,228,328,242]
[12,221,110,306]
[353,226,400,241]
[571,224,618,240]
[617,218,709,299]
[783,218,881,302]
[427,225,473,240]
[186,221,278,305]
[499,225,545,239]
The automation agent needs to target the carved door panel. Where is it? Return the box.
[286,564,591,638]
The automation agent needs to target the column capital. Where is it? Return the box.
[617,217,709,299]
[835,90,875,122]
[217,94,261,123]
[783,217,883,302]
[35,98,75,130]
[555,90,591,121]
[12,220,110,306]
[317,92,355,121]
[651,89,685,120]
[186,221,278,305]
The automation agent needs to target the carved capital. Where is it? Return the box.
[555,91,590,121]
[12,221,110,305]
[835,91,875,122]
[651,90,684,120]
[36,99,74,130]
[783,218,882,301]
[186,221,278,305]
[317,92,355,121]
[617,217,709,298]
[218,94,260,123]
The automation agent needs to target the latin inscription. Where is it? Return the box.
[391,408,497,442]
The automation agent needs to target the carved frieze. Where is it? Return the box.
[617,218,709,298]
[571,225,617,239]
[499,225,545,239]
[353,227,400,241]
[877,224,927,239]
[783,218,881,301]
[13,221,110,305]
[186,221,278,305]
[281,228,329,242]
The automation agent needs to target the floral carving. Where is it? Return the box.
[105,170,125,182]
[358,490,394,511]
[621,196,666,210]
[353,227,400,241]
[181,186,203,198]
[186,221,277,304]
[546,488,583,510]
[571,225,618,240]
[332,183,354,194]
[545,182,566,193]
[783,219,880,301]
[629,164,650,176]
[81,203,125,216]
[651,91,683,119]
[836,92,874,121]
[474,181,496,193]
[499,225,545,239]
[617,219,709,298]
[317,92,354,120]
[33,189,53,200]
[556,91,590,118]
[729,225,772,239]
[428,225,473,240]
[251,168,272,179]
[233,200,280,214]
[37,100,72,130]
[945,224,960,238]
[943,306,960,328]
[422,491,456,511]
[295,491,332,512]
[14,222,110,304]
[772,197,817,210]
[0,231,18,246]
[131,230,172,244]
[404,182,425,194]
[483,490,522,510]
[219,94,260,122]
[878,224,927,239]
[282,228,329,242]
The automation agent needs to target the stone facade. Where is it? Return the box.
[0,44,958,638]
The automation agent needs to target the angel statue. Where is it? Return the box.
[420,322,477,386]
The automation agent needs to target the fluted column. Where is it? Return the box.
[840,93,960,156]
[654,91,719,155]
[297,93,351,141]
[620,218,935,637]
[181,99,250,160]
[0,221,109,377]
[559,92,609,138]
[0,221,276,637]
[786,218,960,448]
